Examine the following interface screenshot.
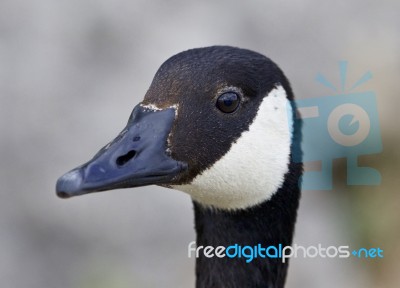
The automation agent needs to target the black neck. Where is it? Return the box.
[193,161,302,288]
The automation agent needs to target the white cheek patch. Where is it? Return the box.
[173,85,293,210]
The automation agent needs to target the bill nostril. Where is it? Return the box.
[116,150,137,166]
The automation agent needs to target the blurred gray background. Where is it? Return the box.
[1,0,399,287]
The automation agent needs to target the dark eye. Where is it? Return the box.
[216,92,240,113]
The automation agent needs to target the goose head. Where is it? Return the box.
[56,46,298,211]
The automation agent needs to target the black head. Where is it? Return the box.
[56,46,299,209]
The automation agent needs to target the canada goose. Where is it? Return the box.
[56,46,302,288]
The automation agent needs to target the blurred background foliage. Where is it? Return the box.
[0,0,399,287]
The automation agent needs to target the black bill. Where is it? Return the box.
[56,104,187,199]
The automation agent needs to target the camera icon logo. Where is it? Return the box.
[292,61,382,190]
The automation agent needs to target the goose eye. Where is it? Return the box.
[216,92,240,113]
